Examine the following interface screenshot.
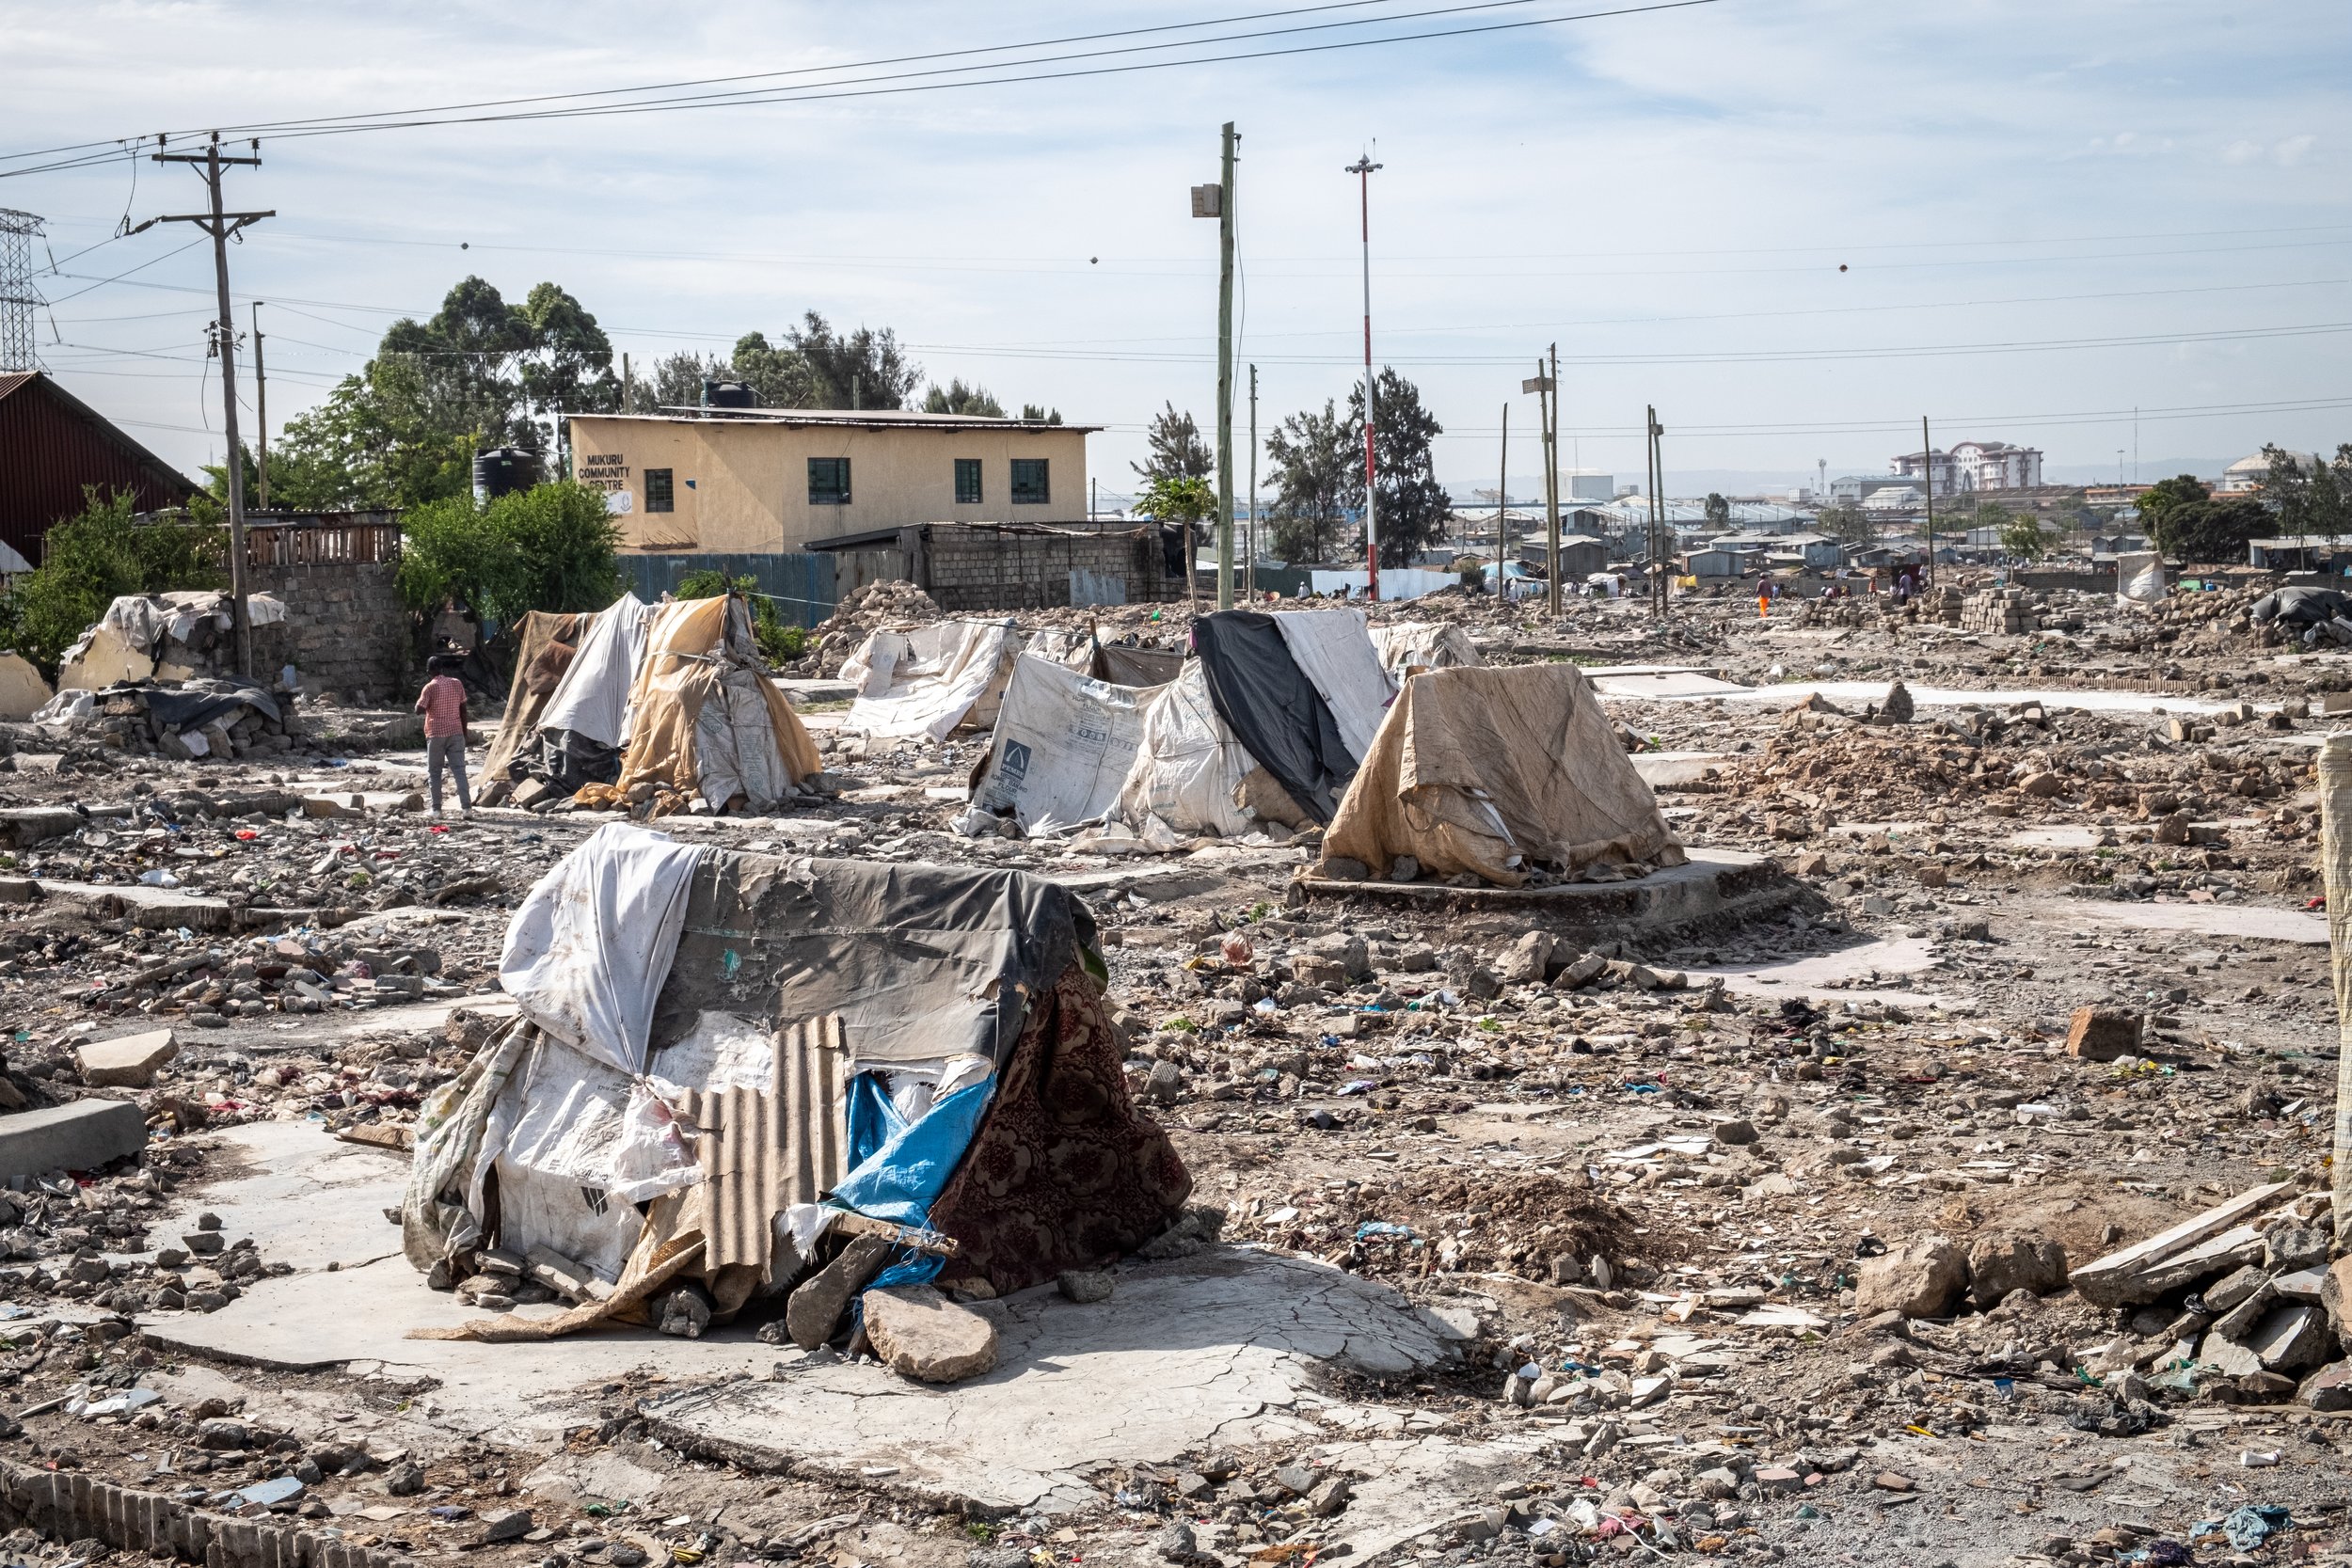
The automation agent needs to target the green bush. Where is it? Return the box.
[674,569,807,665]
[0,488,226,678]
[396,480,622,630]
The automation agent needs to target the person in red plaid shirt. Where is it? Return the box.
[413,656,472,816]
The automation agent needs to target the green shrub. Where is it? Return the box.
[0,488,225,677]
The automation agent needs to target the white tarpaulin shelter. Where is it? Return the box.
[842,620,1024,741]
[2117,552,2167,609]
[499,822,705,1075]
[1110,661,1262,839]
[1268,608,1396,768]
[969,655,1161,834]
[538,593,651,749]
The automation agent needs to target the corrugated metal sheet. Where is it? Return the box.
[0,372,196,563]
[676,1013,846,1274]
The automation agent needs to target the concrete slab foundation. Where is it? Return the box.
[1296,847,1819,942]
[0,1100,149,1179]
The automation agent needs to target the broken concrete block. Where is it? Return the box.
[2206,1263,2270,1313]
[2300,1361,2352,1412]
[1711,1117,1757,1147]
[2250,1303,2333,1373]
[786,1231,891,1350]
[2265,1226,2329,1274]
[1852,1234,1967,1320]
[2065,1006,2141,1062]
[1495,931,1554,986]
[1966,1235,2067,1307]
[862,1283,999,1383]
[0,1099,148,1180]
[75,1028,178,1089]
[1552,953,1609,990]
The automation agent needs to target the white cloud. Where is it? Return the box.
[2273,134,2318,166]
[2222,139,2263,163]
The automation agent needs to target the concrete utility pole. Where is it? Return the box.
[1216,122,1238,610]
[1495,403,1509,595]
[132,135,271,680]
[250,302,268,510]
[1921,414,1935,588]
[1345,152,1382,598]
[1646,406,1667,619]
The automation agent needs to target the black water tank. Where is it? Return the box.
[472,446,538,500]
[703,379,757,409]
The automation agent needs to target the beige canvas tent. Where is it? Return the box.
[1320,661,1684,887]
[480,610,593,802]
[609,596,823,813]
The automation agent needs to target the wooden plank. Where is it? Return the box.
[2069,1181,2293,1307]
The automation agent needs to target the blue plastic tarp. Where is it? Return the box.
[834,1071,994,1291]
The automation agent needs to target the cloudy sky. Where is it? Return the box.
[6,0,2347,499]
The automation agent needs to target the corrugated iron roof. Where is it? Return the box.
[676,1013,847,1276]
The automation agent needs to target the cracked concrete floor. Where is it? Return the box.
[646,1248,1453,1514]
[135,1121,1463,1530]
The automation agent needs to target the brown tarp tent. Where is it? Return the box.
[481,610,591,800]
[611,595,823,811]
[1320,661,1685,886]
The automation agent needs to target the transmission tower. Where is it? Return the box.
[0,209,40,373]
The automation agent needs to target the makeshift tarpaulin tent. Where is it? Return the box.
[481,610,592,801]
[1320,661,1686,887]
[841,620,1024,741]
[966,654,1162,834]
[57,590,289,691]
[2117,553,2169,610]
[526,593,652,789]
[602,595,823,815]
[1371,621,1485,675]
[404,825,1191,1341]
[1182,609,1392,827]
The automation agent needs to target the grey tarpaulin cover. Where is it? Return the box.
[1190,610,1359,824]
[646,851,1091,1069]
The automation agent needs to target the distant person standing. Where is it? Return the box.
[414,657,472,816]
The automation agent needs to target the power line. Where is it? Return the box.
[0,0,1726,177]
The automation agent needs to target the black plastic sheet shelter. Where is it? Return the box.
[1190,610,1357,824]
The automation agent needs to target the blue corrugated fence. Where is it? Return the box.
[613,552,838,627]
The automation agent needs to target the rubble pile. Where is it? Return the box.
[804,578,946,675]
[34,678,306,764]
[1961,588,2041,636]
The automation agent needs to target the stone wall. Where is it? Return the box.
[0,1449,411,1568]
[916,523,1175,613]
[250,561,411,705]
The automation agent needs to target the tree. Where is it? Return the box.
[0,488,224,676]
[1020,403,1064,425]
[395,480,622,638]
[1263,400,1350,562]
[675,569,805,665]
[1342,369,1449,568]
[1134,403,1212,482]
[629,351,731,413]
[1703,492,1730,530]
[1818,499,1875,546]
[729,314,922,410]
[923,379,1006,418]
[2148,497,2273,565]
[1998,513,2049,561]
[269,275,620,507]
[2137,473,2209,535]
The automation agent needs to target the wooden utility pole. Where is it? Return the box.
[1525,353,1559,614]
[2323,733,2352,1243]
[1215,121,1238,610]
[1495,403,1509,597]
[250,301,268,510]
[132,134,271,679]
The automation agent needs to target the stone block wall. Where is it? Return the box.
[250,561,411,705]
[919,523,1173,612]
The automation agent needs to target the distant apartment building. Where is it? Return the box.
[1890,439,2044,497]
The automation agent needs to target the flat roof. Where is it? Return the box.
[570,407,1103,435]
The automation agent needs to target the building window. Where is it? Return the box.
[954,458,982,506]
[644,468,675,514]
[808,457,850,506]
[1009,458,1049,506]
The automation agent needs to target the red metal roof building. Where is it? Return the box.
[0,372,195,563]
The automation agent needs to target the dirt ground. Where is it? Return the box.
[3,575,2351,1568]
